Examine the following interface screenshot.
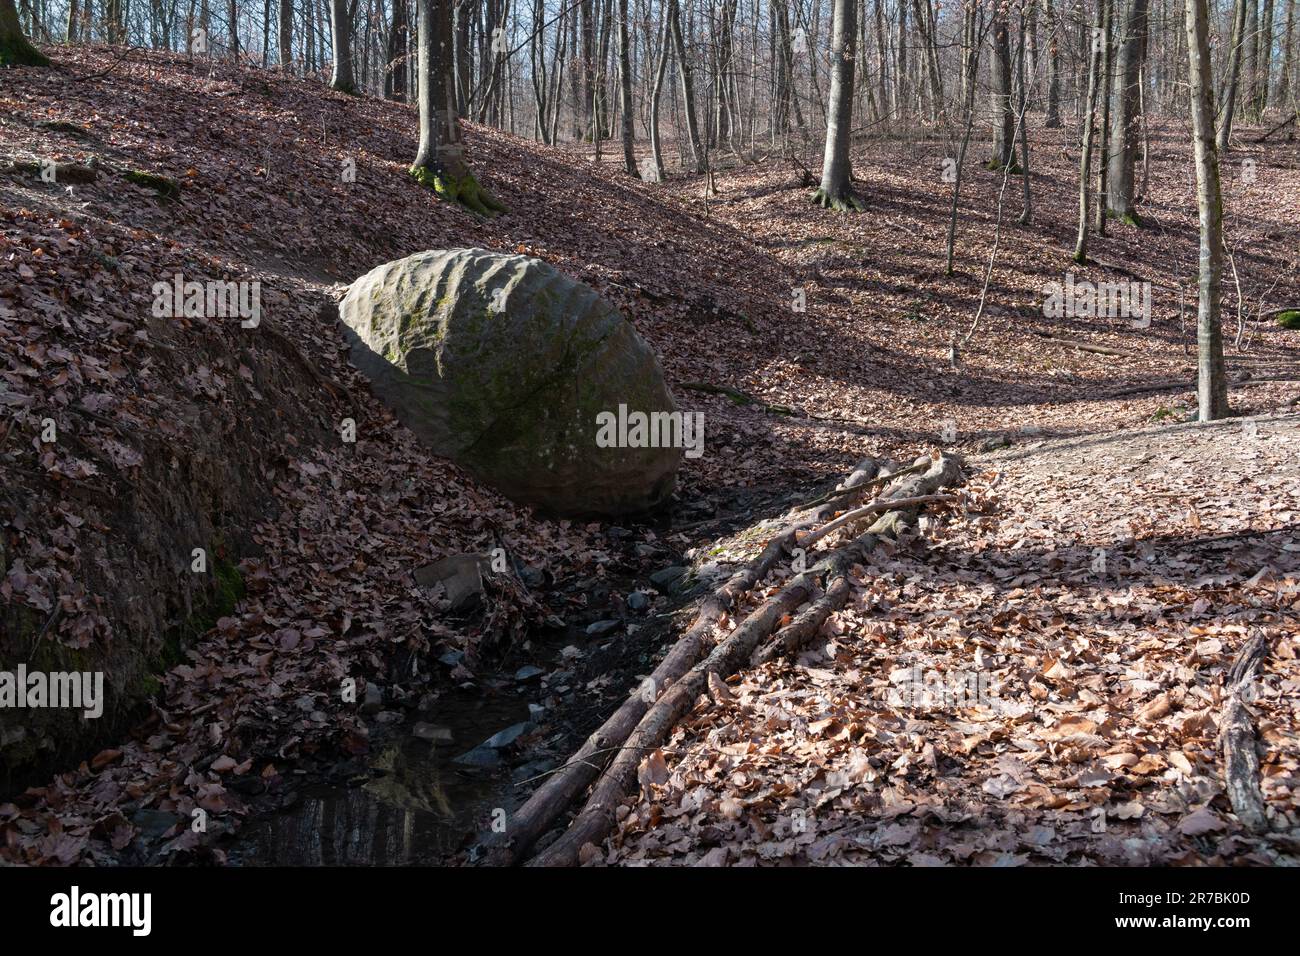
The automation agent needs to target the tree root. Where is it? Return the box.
[680,381,798,415]
[811,187,864,212]
[0,33,49,67]
[505,451,964,867]
[1220,633,1271,833]
[409,163,506,217]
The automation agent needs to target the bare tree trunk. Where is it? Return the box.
[617,0,635,172]
[1259,0,1275,112]
[330,0,356,91]
[990,2,1015,168]
[1074,0,1105,262]
[0,0,46,62]
[1244,0,1260,118]
[1095,0,1114,234]
[1279,0,1295,104]
[279,0,293,67]
[65,0,78,42]
[1044,0,1062,126]
[1218,0,1248,149]
[1016,5,1033,223]
[1106,0,1149,222]
[668,0,704,172]
[1185,0,1229,420]
[411,0,504,213]
[648,6,671,178]
[814,0,860,210]
[385,0,408,97]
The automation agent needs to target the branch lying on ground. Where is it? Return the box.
[1220,633,1272,834]
[482,455,888,865]
[514,452,965,867]
[680,381,799,415]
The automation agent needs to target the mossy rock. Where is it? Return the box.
[338,249,681,516]
[125,170,180,202]
[1276,310,1300,330]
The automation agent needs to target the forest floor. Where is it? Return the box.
[1,47,1298,865]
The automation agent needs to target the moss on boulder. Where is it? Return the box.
[338,248,681,516]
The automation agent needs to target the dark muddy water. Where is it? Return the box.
[228,690,532,866]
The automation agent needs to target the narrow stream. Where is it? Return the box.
[228,689,532,866]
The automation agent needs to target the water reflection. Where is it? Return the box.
[232,695,526,866]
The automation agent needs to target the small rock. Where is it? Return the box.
[650,566,688,592]
[438,650,464,668]
[514,665,545,681]
[412,722,454,743]
[634,543,658,559]
[131,809,181,840]
[528,703,546,721]
[626,591,651,612]
[452,746,502,769]
[519,566,546,589]
[362,683,383,715]
[586,619,622,638]
[606,526,631,540]
[482,721,534,749]
[414,554,488,612]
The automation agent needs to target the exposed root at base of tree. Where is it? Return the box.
[408,163,506,217]
[491,451,964,867]
[0,35,49,68]
[811,187,864,213]
[1221,633,1272,833]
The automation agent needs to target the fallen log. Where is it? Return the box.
[483,456,885,865]
[521,452,964,866]
[751,555,852,666]
[1220,633,1271,834]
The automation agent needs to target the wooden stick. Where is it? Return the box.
[520,453,964,867]
[1220,633,1271,833]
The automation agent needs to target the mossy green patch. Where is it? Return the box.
[409,164,507,217]
[125,170,180,202]
[1276,310,1300,330]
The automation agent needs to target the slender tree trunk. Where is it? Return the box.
[1095,0,1114,234]
[1044,0,1062,126]
[1016,5,1033,223]
[814,0,860,210]
[279,0,293,67]
[1279,0,1295,104]
[648,6,671,178]
[617,0,635,172]
[1259,0,1275,112]
[386,0,408,98]
[1074,0,1105,262]
[1218,0,1248,149]
[667,0,704,172]
[65,0,77,42]
[991,3,1015,168]
[1244,0,1260,118]
[1185,0,1229,419]
[1106,0,1149,222]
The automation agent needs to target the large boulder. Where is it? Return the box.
[339,248,682,516]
